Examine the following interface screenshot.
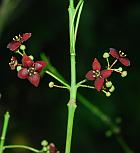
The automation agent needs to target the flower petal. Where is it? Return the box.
[92,58,101,71]
[109,48,119,59]
[22,55,34,67]
[49,143,56,153]
[94,77,104,91]
[28,73,40,87]
[85,70,95,80]
[101,70,113,79]
[18,68,28,79]
[119,57,130,66]
[7,41,21,51]
[34,61,47,72]
[21,33,32,42]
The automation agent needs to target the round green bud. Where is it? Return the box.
[105,130,112,137]
[49,82,54,88]
[106,81,112,88]
[16,66,22,72]
[121,71,127,77]
[29,55,34,60]
[118,67,123,72]
[20,45,26,50]
[103,52,110,58]
[106,92,111,97]
[109,85,115,92]
[42,147,47,152]
[41,140,48,146]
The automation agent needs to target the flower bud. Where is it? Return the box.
[109,85,115,92]
[118,67,123,72]
[106,92,111,97]
[105,81,112,88]
[103,52,110,58]
[16,66,22,72]
[49,82,54,88]
[20,45,26,50]
[121,71,127,77]
[29,55,34,60]
[41,140,48,147]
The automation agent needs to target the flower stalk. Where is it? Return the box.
[65,0,84,153]
[0,112,10,153]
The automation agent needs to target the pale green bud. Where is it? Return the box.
[109,85,115,92]
[20,45,26,50]
[106,92,111,97]
[106,81,112,88]
[41,140,48,146]
[16,66,22,72]
[103,52,110,58]
[29,55,34,60]
[118,67,123,72]
[49,82,54,88]
[121,71,127,77]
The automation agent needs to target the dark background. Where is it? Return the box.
[0,0,140,153]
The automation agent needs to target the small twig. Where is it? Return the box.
[3,145,40,153]
[46,70,70,90]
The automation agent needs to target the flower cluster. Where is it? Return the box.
[7,33,47,87]
[41,140,60,153]
[85,48,130,96]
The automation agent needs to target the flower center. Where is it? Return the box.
[28,66,36,76]
[119,51,126,57]
[93,70,101,78]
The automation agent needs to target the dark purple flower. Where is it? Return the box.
[18,55,47,87]
[7,33,31,51]
[109,48,130,66]
[86,58,112,91]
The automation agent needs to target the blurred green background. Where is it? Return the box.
[0,0,140,153]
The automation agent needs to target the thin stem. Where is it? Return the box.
[109,59,118,69]
[75,1,84,42]
[0,112,10,153]
[46,70,70,90]
[3,145,40,153]
[78,84,95,89]
[106,57,110,68]
[115,135,135,153]
[76,79,87,87]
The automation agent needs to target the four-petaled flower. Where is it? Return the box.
[18,55,47,87]
[7,33,31,51]
[86,58,112,91]
[109,48,130,66]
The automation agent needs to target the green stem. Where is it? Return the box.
[3,145,40,153]
[75,1,84,42]
[46,70,70,90]
[115,136,135,153]
[65,101,77,153]
[0,112,10,153]
[65,0,82,152]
